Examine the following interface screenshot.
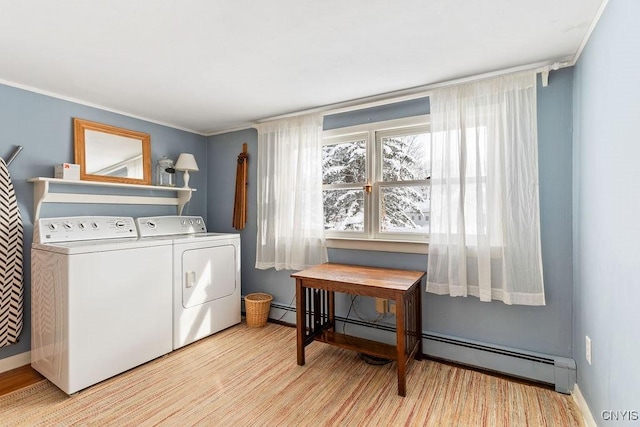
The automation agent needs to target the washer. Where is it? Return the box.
[136,216,241,350]
[31,216,174,394]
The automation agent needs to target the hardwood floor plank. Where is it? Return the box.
[0,365,44,397]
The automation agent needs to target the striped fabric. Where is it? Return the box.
[0,158,23,348]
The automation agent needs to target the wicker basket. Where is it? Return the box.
[245,293,273,328]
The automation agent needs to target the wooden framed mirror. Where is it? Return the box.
[73,118,152,185]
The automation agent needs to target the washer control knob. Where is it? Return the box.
[181,219,187,226]
[78,222,86,230]
[146,220,157,229]
[92,222,99,229]
[63,222,73,230]
[189,219,194,225]
[195,218,202,225]
[48,223,57,230]
[115,220,126,229]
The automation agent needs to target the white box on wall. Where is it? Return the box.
[54,163,80,180]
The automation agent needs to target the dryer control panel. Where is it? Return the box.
[136,216,207,237]
[34,216,137,243]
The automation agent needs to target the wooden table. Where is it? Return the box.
[291,263,425,396]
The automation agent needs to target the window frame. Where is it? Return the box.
[322,115,430,252]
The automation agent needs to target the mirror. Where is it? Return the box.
[74,118,151,185]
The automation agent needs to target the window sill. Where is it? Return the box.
[325,237,428,254]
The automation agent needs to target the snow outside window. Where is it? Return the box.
[322,116,430,243]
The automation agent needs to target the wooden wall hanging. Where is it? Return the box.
[233,143,248,230]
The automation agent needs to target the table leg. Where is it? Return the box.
[328,290,335,330]
[296,278,306,366]
[396,293,407,397]
[414,285,423,360]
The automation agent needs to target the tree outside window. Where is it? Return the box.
[322,117,430,241]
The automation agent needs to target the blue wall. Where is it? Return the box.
[207,68,574,360]
[1,66,577,384]
[0,83,206,360]
[573,0,640,418]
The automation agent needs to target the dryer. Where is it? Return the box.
[136,216,241,349]
[31,216,174,394]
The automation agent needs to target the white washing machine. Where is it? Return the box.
[31,216,174,394]
[136,216,241,350]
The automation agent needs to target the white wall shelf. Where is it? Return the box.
[27,177,195,220]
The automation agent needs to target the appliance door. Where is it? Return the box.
[174,237,240,349]
[181,245,237,308]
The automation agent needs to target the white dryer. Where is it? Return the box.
[136,216,241,350]
[31,216,174,394]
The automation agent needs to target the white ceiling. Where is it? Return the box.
[0,0,604,135]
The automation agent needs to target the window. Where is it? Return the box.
[322,116,430,245]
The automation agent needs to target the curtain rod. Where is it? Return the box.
[206,57,573,136]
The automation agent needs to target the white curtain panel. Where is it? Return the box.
[426,71,545,305]
[255,113,328,271]
[126,156,143,179]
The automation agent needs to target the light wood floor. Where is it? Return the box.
[0,365,44,397]
[0,322,583,426]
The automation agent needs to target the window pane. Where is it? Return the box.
[323,189,364,231]
[380,186,429,233]
[322,140,366,185]
[381,133,430,181]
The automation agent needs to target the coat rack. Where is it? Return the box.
[233,143,248,230]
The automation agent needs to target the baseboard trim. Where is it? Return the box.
[0,351,30,374]
[572,384,598,427]
[267,301,576,393]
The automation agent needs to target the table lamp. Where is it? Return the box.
[175,153,199,188]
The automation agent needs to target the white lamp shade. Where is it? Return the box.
[175,153,199,171]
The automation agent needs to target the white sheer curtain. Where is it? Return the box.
[255,113,328,271]
[426,71,545,305]
[125,156,143,179]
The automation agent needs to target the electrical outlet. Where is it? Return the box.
[375,298,387,314]
[585,336,592,365]
[388,300,396,314]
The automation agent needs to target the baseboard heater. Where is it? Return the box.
[266,301,575,394]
